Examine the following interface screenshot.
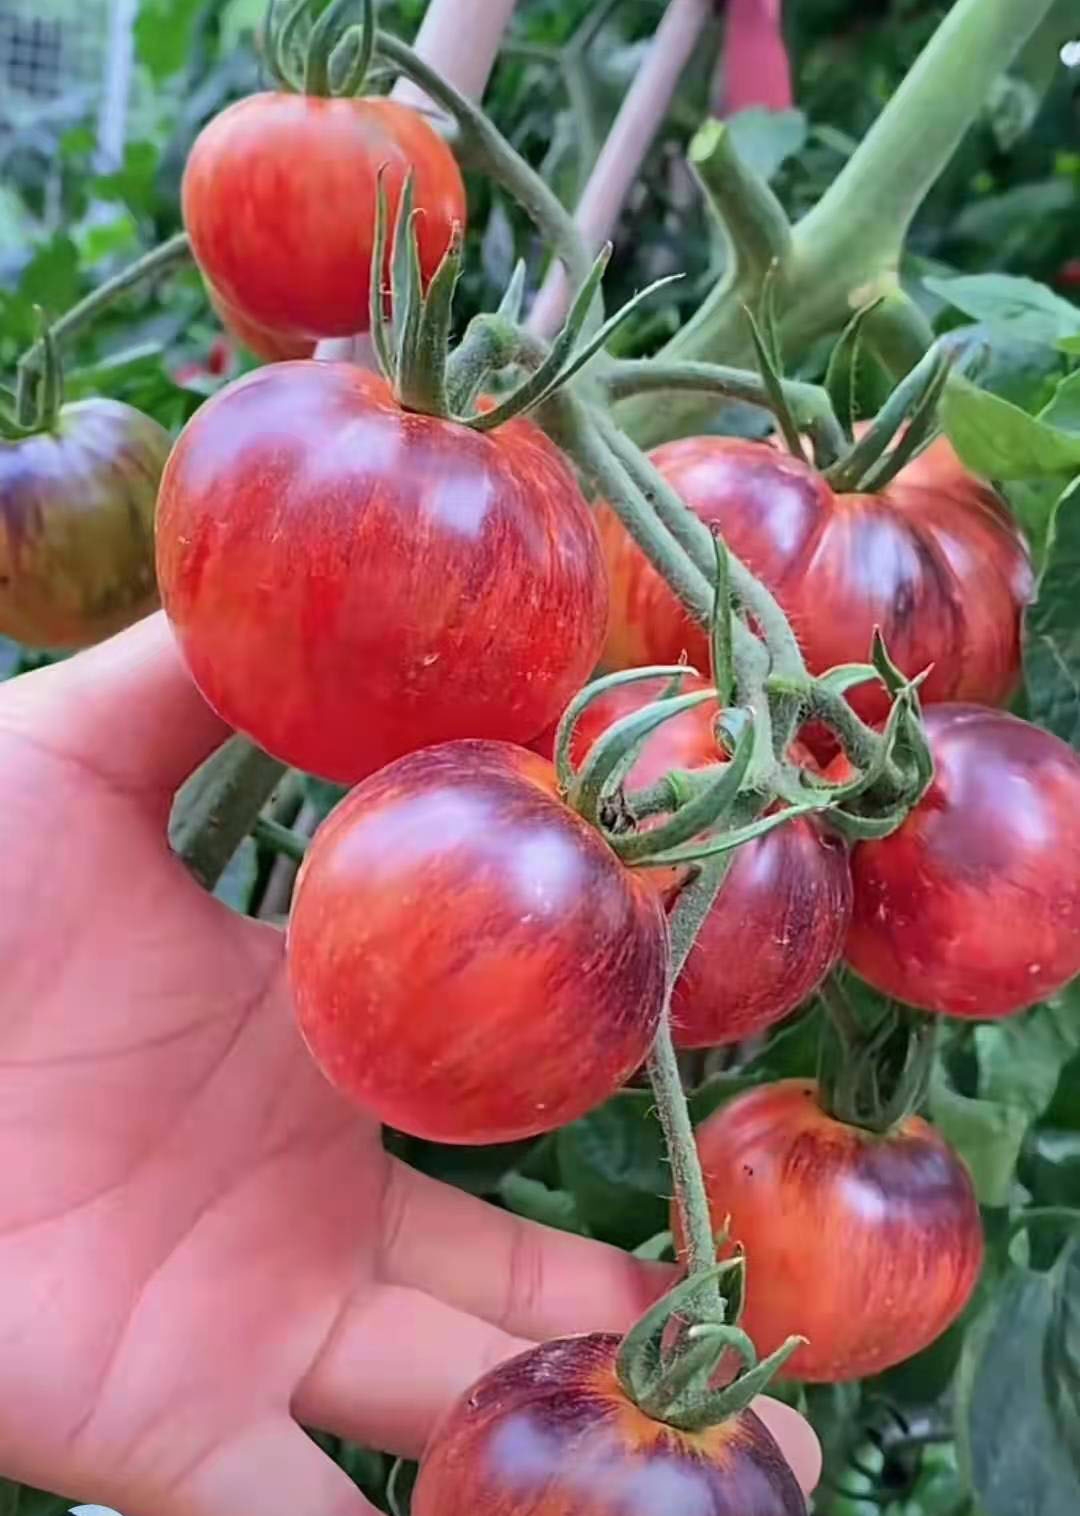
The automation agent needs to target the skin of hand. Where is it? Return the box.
[0,614,821,1515]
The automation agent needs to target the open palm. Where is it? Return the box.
[0,615,818,1516]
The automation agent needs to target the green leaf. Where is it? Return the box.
[134,0,204,79]
[976,993,1080,1123]
[556,1090,669,1249]
[1024,1130,1080,1209]
[957,1242,1080,1515]
[1025,478,1080,746]
[942,374,1080,479]
[1060,336,1080,357]
[929,1076,1029,1208]
[725,108,808,182]
[382,1131,539,1197]
[497,1173,585,1234]
[1041,369,1080,435]
[0,1481,18,1516]
[925,273,1080,347]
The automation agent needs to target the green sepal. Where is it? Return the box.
[824,298,884,442]
[745,304,805,461]
[397,223,463,417]
[326,0,375,97]
[812,661,879,697]
[265,0,308,90]
[614,711,754,863]
[390,177,423,389]
[709,535,735,708]
[497,260,528,324]
[858,351,952,493]
[570,687,718,828]
[636,797,828,870]
[552,665,701,797]
[824,340,950,494]
[369,169,395,379]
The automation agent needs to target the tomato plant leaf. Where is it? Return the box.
[1041,369,1080,435]
[925,273,1080,347]
[957,1241,1080,1515]
[555,1090,669,1250]
[1025,477,1080,747]
[928,1076,1028,1208]
[943,376,1080,480]
[496,1173,585,1234]
[975,992,1080,1124]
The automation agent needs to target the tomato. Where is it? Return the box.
[688,1080,983,1382]
[207,285,314,363]
[413,1333,807,1515]
[157,362,608,783]
[287,741,667,1144]
[535,677,851,1046]
[0,400,169,649]
[841,703,1080,1018]
[599,435,1033,725]
[183,93,466,342]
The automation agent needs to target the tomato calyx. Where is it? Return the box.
[263,0,375,99]
[615,1256,804,1433]
[817,974,938,1135]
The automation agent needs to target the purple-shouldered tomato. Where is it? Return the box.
[413,1334,807,1516]
[536,676,851,1047]
[599,435,1032,726]
[1,399,169,649]
[183,93,465,342]
[286,740,668,1144]
[687,1080,984,1382]
[156,362,609,784]
[841,703,1080,1018]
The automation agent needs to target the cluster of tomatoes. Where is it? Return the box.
[5,37,1080,1514]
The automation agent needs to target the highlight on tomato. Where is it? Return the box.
[842,703,1080,1018]
[286,740,668,1145]
[687,1079,984,1383]
[598,433,1033,726]
[0,398,169,650]
[536,675,852,1048]
[413,1334,808,1516]
[156,360,609,783]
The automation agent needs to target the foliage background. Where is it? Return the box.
[1,0,1079,1512]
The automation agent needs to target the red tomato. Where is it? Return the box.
[598,436,1033,725]
[413,1333,807,1515]
[0,399,169,649]
[841,704,1080,1018]
[287,741,667,1144]
[536,677,851,1047]
[183,93,465,341]
[157,362,608,783]
[207,284,314,363]
[688,1080,983,1382]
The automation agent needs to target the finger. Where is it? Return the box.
[755,1396,823,1496]
[297,1284,531,1458]
[1,612,228,800]
[151,1419,378,1516]
[380,1160,674,1340]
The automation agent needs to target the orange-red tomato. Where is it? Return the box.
[413,1334,807,1515]
[287,741,668,1144]
[687,1080,984,1382]
[842,704,1080,1018]
[157,362,608,784]
[599,436,1033,726]
[206,284,314,363]
[535,677,851,1047]
[183,93,465,341]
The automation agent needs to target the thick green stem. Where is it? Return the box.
[16,233,192,419]
[375,31,592,298]
[169,737,288,891]
[690,118,792,285]
[617,0,1056,447]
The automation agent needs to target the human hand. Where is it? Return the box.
[0,615,820,1515]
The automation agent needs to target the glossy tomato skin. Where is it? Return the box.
[413,1333,807,1516]
[843,704,1080,1018]
[207,284,314,362]
[183,93,465,341]
[0,400,169,649]
[599,436,1033,725]
[535,677,851,1047]
[157,362,608,783]
[287,741,667,1144]
[690,1081,983,1382]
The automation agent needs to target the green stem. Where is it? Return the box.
[169,736,288,891]
[254,813,310,863]
[16,233,192,419]
[375,31,592,298]
[689,118,792,284]
[1009,1207,1080,1239]
[603,358,847,460]
[802,680,887,772]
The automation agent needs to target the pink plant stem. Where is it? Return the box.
[714,0,793,116]
[526,0,715,340]
[316,0,519,366]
